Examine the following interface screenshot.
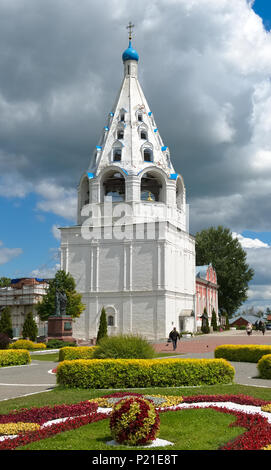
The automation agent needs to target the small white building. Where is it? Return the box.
[0,278,49,337]
[60,37,196,341]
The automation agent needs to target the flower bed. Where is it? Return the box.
[0,393,270,450]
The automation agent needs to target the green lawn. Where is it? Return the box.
[18,408,245,451]
[0,383,270,416]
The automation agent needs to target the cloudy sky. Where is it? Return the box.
[0,0,271,312]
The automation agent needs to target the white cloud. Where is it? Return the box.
[30,263,60,279]
[232,232,270,249]
[0,240,22,265]
[35,180,77,221]
[52,224,61,240]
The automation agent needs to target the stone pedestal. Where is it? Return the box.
[47,316,75,342]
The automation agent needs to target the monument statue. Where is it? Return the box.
[55,288,67,316]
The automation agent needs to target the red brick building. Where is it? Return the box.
[195,264,219,330]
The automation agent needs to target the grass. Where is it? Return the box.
[17,408,245,451]
[30,353,59,362]
[0,383,271,416]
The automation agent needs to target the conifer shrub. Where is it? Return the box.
[0,333,10,350]
[96,307,108,344]
[22,312,38,342]
[92,334,155,359]
[211,308,218,331]
[0,307,13,339]
[201,308,210,334]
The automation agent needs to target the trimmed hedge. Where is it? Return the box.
[9,340,46,351]
[56,358,235,389]
[58,346,96,362]
[0,349,31,367]
[257,354,271,379]
[214,344,271,363]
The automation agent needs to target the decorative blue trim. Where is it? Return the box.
[104,126,109,131]
[154,128,158,132]
[148,111,152,116]
[96,146,102,150]
[120,168,129,175]
[169,173,178,180]
[110,112,114,117]
[87,172,95,179]
[161,146,168,151]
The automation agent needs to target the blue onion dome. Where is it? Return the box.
[122,41,139,62]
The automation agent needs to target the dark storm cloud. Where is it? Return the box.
[1,0,271,236]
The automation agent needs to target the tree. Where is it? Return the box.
[22,312,38,342]
[195,226,254,317]
[211,308,218,331]
[96,307,108,344]
[201,308,210,334]
[0,306,13,338]
[36,270,85,321]
[0,277,11,288]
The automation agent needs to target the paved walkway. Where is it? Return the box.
[0,360,56,402]
[0,331,270,402]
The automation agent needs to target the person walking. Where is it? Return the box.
[246,322,253,336]
[169,327,181,351]
[261,322,266,335]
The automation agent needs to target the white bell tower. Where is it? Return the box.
[60,27,196,341]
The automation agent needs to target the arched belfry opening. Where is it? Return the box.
[101,169,126,202]
[176,176,185,210]
[79,175,89,210]
[140,171,166,203]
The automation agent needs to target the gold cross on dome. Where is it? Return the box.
[126,21,135,41]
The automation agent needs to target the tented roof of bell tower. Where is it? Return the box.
[86,38,177,181]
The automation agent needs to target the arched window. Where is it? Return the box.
[138,113,143,122]
[140,130,147,140]
[143,148,153,162]
[117,129,124,140]
[120,113,125,122]
[108,315,114,326]
[113,148,122,162]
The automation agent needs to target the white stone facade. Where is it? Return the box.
[60,40,196,341]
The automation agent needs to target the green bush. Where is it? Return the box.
[96,307,108,344]
[22,312,38,342]
[59,346,96,362]
[93,334,155,359]
[56,357,235,389]
[46,339,77,349]
[214,344,271,363]
[257,354,271,379]
[0,307,13,339]
[0,333,10,350]
[9,339,46,351]
[0,349,31,367]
